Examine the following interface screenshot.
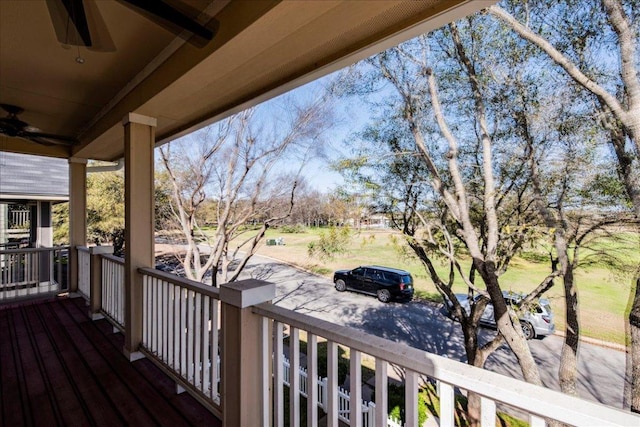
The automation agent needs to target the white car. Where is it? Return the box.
[445,291,555,340]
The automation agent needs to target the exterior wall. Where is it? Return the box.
[0,152,67,249]
[0,152,68,200]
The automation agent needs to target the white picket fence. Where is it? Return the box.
[283,356,404,427]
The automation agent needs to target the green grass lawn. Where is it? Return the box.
[248,226,638,346]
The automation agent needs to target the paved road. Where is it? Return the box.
[239,255,627,409]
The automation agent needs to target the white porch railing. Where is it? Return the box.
[77,246,90,299]
[0,246,68,301]
[253,303,640,427]
[139,268,221,413]
[9,209,30,229]
[101,254,125,330]
[66,254,640,427]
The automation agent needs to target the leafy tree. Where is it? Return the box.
[86,172,125,255]
[337,5,639,421]
[154,170,175,232]
[52,202,69,245]
[52,171,126,254]
[516,79,635,395]
[307,225,352,260]
[489,0,640,411]
[338,19,563,423]
[288,188,329,227]
[54,170,175,256]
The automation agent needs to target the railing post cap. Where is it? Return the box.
[89,246,114,255]
[220,279,275,308]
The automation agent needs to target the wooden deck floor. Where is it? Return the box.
[0,296,222,427]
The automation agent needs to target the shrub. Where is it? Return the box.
[360,234,376,248]
[307,226,352,260]
[281,224,306,233]
[386,384,428,425]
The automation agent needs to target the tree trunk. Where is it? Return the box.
[559,263,580,395]
[601,105,640,411]
[631,273,640,412]
[479,259,543,385]
[552,228,581,397]
[523,101,582,396]
[462,323,486,427]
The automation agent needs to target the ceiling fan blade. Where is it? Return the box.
[0,104,24,116]
[119,0,216,45]
[22,131,77,145]
[62,0,92,46]
[0,104,77,147]
[0,117,28,132]
[83,0,116,52]
[25,136,58,147]
[46,0,92,47]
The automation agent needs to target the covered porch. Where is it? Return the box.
[1,243,638,426]
[1,1,639,426]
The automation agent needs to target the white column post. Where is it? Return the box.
[122,112,156,361]
[68,158,87,293]
[220,279,275,427]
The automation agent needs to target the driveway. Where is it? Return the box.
[240,255,627,409]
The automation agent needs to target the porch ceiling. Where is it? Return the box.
[0,0,493,161]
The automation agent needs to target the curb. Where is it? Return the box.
[253,252,330,278]
[553,330,626,352]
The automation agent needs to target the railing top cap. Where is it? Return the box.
[0,245,69,254]
[138,267,220,299]
[220,279,275,308]
[89,246,114,255]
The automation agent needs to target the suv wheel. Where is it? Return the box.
[520,321,535,340]
[377,289,391,303]
[335,279,346,292]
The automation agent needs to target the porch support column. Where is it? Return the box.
[35,201,53,283]
[220,280,275,427]
[36,201,53,247]
[123,113,156,361]
[68,158,87,293]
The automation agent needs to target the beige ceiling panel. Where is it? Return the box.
[0,135,71,159]
[2,0,493,160]
[145,0,491,144]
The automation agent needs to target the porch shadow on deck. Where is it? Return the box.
[0,296,222,427]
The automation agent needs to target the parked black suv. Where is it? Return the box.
[333,266,414,303]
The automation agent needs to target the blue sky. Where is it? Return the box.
[270,71,382,193]
[194,70,378,194]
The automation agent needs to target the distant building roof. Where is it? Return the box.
[0,152,68,201]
